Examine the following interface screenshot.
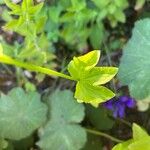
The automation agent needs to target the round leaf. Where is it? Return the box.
[118,19,150,99]
[0,87,47,140]
[37,90,86,150]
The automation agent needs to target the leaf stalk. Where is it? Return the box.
[0,55,76,81]
[85,128,123,143]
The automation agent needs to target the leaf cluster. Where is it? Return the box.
[45,0,129,49]
[0,88,87,150]
[2,0,56,69]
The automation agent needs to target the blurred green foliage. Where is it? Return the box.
[0,0,149,149]
[1,0,129,53]
[46,0,129,50]
[1,0,56,69]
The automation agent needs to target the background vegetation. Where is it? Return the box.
[0,0,150,149]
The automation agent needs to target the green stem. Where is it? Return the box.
[117,118,132,127]
[1,64,13,75]
[0,55,76,81]
[86,128,123,143]
[16,67,22,86]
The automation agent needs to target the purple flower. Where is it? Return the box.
[102,96,136,118]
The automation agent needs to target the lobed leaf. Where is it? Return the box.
[77,50,100,69]
[118,18,150,100]
[0,87,47,140]
[83,67,118,85]
[75,82,115,107]
[37,90,86,150]
[68,50,118,106]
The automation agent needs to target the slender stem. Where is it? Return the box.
[0,55,76,81]
[85,128,123,143]
[16,67,22,86]
[1,64,13,75]
[117,118,132,127]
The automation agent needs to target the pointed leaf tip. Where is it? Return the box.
[132,123,149,140]
[78,50,101,68]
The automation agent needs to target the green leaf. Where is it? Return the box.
[1,9,12,22]
[47,90,85,122]
[4,0,21,11]
[0,87,47,140]
[35,16,46,33]
[92,0,110,9]
[132,123,149,140]
[97,9,107,21]
[4,19,19,31]
[48,6,62,23]
[108,4,117,14]
[37,90,86,150]
[68,50,117,106]
[70,0,86,11]
[68,50,100,80]
[0,139,8,150]
[77,50,100,68]
[28,2,44,15]
[4,0,44,36]
[89,24,104,49]
[112,139,133,150]
[21,0,33,10]
[112,123,150,150]
[128,137,150,150]
[60,12,75,22]
[114,0,128,9]
[114,9,126,23]
[86,105,114,130]
[83,67,118,86]
[118,19,150,99]
[75,82,115,107]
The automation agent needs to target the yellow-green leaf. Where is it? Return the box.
[128,137,150,150]
[132,123,149,140]
[4,0,20,10]
[83,67,118,85]
[77,50,100,69]
[68,50,118,106]
[75,81,115,107]
[113,123,150,150]
[112,140,133,150]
